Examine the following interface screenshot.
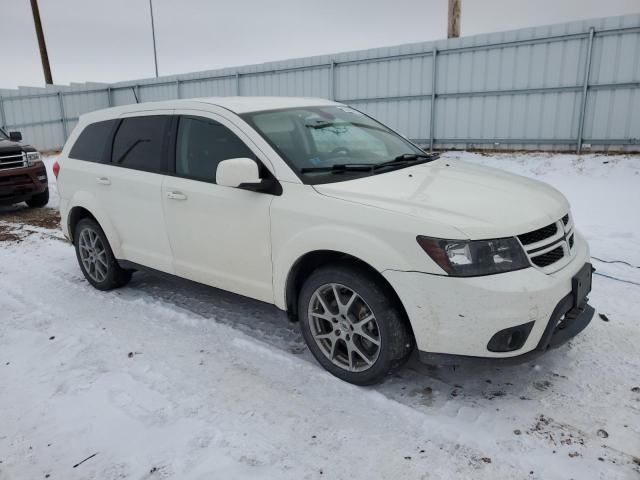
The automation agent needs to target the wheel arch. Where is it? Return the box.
[65,193,123,258]
[284,250,412,334]
[68,206,97,244]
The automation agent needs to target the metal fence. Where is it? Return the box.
[1,13,639,152]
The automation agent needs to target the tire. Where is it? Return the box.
[26,187,49,208]
[74,218,132,291]
[298,263,414,385]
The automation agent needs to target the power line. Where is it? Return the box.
[594,272,640,287]
[592,256,640,269]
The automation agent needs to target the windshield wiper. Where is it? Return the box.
[299,153,440,174]
[300,163,374,173]
[374,152,440,170]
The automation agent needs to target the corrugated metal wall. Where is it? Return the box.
[1,13,639,152]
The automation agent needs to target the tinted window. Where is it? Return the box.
[111,116,170,172]
[175,116,254,182]
[69,119,118,162]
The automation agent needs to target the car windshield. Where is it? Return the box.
[242,106,427,184]
[0,128,8,140]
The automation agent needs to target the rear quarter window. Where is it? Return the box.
[111,116,170,173]
[69,119,118,162]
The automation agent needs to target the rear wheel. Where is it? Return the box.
[298,264,414,385]
[74,218,132,290]
[26,187,49,208]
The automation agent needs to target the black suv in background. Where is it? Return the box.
[0,128,48,207]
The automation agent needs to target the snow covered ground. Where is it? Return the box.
[0,153,639,479]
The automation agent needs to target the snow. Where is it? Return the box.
[1,153,639,479]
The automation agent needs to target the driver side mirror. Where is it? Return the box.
[216,157,262,189]
[9,131,22,142]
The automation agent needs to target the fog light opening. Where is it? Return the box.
[487,321,535,353]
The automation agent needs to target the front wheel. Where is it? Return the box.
[26,187,49,208]
[298,264,414,385]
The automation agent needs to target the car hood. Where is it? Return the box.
[312,158,569,239]
[0,139,26,155]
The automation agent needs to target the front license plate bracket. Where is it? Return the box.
[571,263,593,310]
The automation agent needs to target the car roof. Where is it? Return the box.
[79,96,341,123]
[195,96,339,113]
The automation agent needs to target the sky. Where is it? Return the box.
[1,0,638,89]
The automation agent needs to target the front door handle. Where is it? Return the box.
[96,176,111,185]
[167,191,187,201]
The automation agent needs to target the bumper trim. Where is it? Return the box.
[418,292,595,366]
[0,165,48,205]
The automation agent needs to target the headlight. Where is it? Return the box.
[416,236,530,276]
[26,151,41,166]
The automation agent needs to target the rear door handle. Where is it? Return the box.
[96,176,111,185]
[167,191,187,201]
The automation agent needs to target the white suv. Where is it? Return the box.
[56,97,594,385]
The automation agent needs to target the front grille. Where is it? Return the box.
[518,223,558,246]
[532,246,565,267]
[0,153,26,170]
[519,212,574,271]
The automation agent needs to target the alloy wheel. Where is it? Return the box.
[78,227,109,283]
[307,283,381,372]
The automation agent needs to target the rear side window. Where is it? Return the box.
[69,119,118,162]
[175,116,254,183]
[111,116,170,173]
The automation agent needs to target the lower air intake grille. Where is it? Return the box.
[531,246,564,267]
[0,174,30,184]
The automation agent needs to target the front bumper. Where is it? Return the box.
[0,163,48,205]
[382,231,593,360]
[418,291,594,365]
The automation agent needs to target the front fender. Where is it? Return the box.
[272,223,409,310]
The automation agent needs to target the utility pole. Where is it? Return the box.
[149,0,159,77]
[448,0,461,39]
[30,0,53,84]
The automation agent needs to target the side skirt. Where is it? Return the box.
[116,259,288,318]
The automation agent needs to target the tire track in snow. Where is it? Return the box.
[1,240,533,479]
[2,222,639,478]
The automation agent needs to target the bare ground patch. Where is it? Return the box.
[0,206,61,243]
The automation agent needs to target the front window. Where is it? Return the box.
[175,116,255,183]
[242,106,427,184]
[0,128,8,140]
